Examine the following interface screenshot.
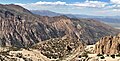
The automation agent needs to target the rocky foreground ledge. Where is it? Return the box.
[95,33,120,55]
[73,33,120,61]
[75,45,120,61]
[0,47,51,61]
[0,37,85,61]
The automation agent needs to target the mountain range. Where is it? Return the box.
[31,10,120,29]
[0,4,119,47]
[0,4,120,61]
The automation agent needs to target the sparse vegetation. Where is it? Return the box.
[79,55,81,58]
[116,53,120,57]
[81,52,88,58]
[0,51,9,56]
[23,57,33,61]
[100,56,105,59]
[107,54,109,56]
[32,38,82,60]
[16,53,23,58]
[9,47,21,51]
[97,54,103,57]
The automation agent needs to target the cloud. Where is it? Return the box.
[15,1,68,10]
[14,1,120,9]
[14,0,120,16]
[113,9,120,11]
[111,0,120,4]
[15,1,108,8]
[34,1,67,5]
[105,4,120,10]
[15,3,26,6]
[69,1,108,8]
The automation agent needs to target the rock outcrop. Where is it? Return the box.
[95,33,120,54]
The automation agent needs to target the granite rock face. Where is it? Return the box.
[95,33,120,54]
[0,4,119,47]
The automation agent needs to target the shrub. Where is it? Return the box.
[100,56,105,59]
[107,54,109,56]
[16,53,23,58]
[111,54,115,58]
[116,53,120,57]
[0,51,8,55]
[97,54,103,57]
[81,52,88,58]
[79,55,81,58]
[23,57,32,61]
[9,47,20,51]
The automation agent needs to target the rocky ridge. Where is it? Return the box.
[95,33,120,54]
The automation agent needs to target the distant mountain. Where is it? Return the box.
[31,10,61,17]
[30,10,120,23]
[30,10,97,18]
[30,10,120,29]
[94,18,120,29]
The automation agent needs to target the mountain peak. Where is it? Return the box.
[0,4,33,16]
[31,10,61,17]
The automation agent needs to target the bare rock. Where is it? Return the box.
[95,33,120,54]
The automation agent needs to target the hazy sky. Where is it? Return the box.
[0,0,120,16]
